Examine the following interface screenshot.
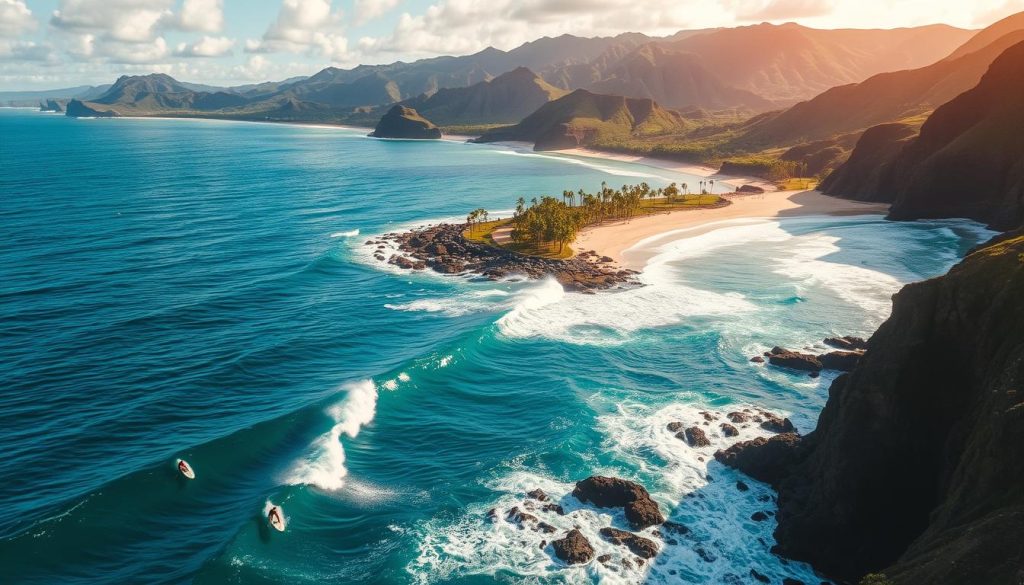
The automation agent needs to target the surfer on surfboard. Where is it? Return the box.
[176,458,195,479]
[267,505,285,532]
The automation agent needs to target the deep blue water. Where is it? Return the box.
[0,109,993,584]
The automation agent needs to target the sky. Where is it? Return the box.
[1,0,1023,90]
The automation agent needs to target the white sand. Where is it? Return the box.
[575,190,890,270]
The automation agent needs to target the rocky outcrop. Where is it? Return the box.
[65,99,119,118]
[551,529,594,564]
[718,230,1024,584]
[371,223,638,293]
[369,105,442,139]
[766,347,822,372]
[40,99,66,113]
[572,476,664,530]
[823,336,868,351]
[736,184,766,194]
[598,527,659,559]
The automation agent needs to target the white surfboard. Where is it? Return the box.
[176,458,195,479]
[267,505,286,532]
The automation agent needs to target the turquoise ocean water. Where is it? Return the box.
[0,109,993,584]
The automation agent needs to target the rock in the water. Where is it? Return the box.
[679,426,711,447]
[572,476,664,530]
[750,569,771,583]
[526,488,549,502]
[736,480,749,492]
[714,433,806,486]
[551,529,594,565]
[599,527,659,559]
[727,411,751,423]
[823,335,868,351]
[666,421,684,432]
[768,347,823,372]
[750,355,766,363]
[819,350,863,371]
[751,511,769,522]
[721,423,739,437]
[369,105,442,139]
[760,413,796,434]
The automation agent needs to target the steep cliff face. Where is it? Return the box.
[818,123,917,201]
[717,230,1024,584]
[368,105,442,139]
[884,41,1024,230]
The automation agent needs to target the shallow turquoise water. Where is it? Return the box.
[0,109,992,584]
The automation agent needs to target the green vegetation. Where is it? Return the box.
[462,182,725,259]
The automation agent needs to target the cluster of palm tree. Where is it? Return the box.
[465,208,489,234]
[507,181,710,252]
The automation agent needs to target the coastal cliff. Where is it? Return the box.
[369,105,442,139]
[823,40,1024,230]
[717,229,1024,584]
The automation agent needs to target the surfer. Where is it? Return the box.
[268,505,285,531]
[176,458,195,479]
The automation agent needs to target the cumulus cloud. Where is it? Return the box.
[174,35,234,57]
[247,0,351,61]
[176,0,225,33]
[50,0,174,43]
[0,0,37,38]
[354,0,400,25]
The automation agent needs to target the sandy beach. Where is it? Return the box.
[575,189,890,269]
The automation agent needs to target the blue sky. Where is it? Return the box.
[1,0,1022,90]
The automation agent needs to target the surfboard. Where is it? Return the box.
[176,458,195,479]
[267,505,286,532]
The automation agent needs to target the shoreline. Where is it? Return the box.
[575,190,890,270]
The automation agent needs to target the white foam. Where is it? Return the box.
[330,229,360,238]
[284,380,378,491]
[408,402,821,584]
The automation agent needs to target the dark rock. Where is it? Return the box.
[782,579,805,585]
[751,356,766,363]
[714,433,806,486]
[526,488,549,502]
[737,184,766,194]
[679,426,711,447]
[721,423,739,437]
[661,521,690,536]
[537,521,557,534]
[551,529,594,565]
[506,506,538,526]
[599,527,659,559]
[819,350,863,372]
[751,511,769,522]
[542,503,565,515]
[666,421,684,432]
[369,105,442,139]
[750,569,771,583]
[597,554,612,564]
[727,411,751,423]
[768,347,823,372]
[572,476,664,530]
[736,481,750,492]
[486,508,498,522]
[695,546,717,562]
[760,413,796,434]
[823,336,868,351]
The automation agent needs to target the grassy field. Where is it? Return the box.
[776,177,818,191]
[461,195,726,259]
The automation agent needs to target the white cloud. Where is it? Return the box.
[0,0,37,38]
[174,35,234,57]
[177,0,225,33]
[247,0,351,62]
[354,0,400,25]
[50,0,174,43]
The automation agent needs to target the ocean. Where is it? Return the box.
[0,109,994,584]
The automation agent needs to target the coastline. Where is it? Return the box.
[575,190,890,270]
